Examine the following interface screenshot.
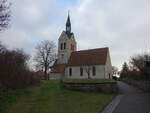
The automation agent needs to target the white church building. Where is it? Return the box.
[50,14,112,79]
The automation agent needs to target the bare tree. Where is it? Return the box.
[34,40,56,80]
[130,54,150,80]
[84,65,91,79]
[0,41,6,53]
[0,0,11,31]
[130,54,150,71]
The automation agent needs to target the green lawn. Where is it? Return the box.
[0,80,116,113]
[63,78,115,83]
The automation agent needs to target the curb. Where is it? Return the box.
[101,95,123,113]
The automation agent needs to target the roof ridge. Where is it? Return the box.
[74,47,108,53]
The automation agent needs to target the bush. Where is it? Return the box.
[0,43,40,90]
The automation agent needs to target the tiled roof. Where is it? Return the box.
[34,70,44,75]
[51,64,66,73]
[67,47,108,66]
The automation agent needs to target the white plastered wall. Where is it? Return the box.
[65,65,106,79]
[104,50,112,78]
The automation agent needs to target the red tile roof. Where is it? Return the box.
[67,47,108,66]
[51,64,66,73]
[34,70,44,75]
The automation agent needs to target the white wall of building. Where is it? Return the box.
[65,65,106,79]
[104,50,112,78]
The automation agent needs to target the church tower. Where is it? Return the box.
[57,13,77,64]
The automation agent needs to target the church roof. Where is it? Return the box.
[51,64,66,73]
[67,47,109,66]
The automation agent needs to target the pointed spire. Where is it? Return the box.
[66,10,71,26]
[66,11,71,34]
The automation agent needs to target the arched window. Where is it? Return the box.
[64,43,66,49]
[92,66,96,76]
[61,43,63,50]
[69,68,72,76]
[80,67,83,76]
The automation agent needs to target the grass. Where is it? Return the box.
[0,80,116,113]
[63,78,116,83]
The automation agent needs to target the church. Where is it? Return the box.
[50,14,112,79]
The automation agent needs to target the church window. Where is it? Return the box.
[80,67,83,76]
[92,66,96,76]
[109,73,111,79]
[61,43,63,50]
[69,68,72,76]
[64,43,66,49]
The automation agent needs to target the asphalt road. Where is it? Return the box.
[113,81,150,113]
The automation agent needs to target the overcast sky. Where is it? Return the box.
[0,0,150,70]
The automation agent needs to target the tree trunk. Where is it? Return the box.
[88,72,90,79]
[44,68,47,80]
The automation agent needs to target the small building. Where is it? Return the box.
[50,14,112,79]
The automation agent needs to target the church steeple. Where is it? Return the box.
[66,12,71,34]
[57,12,77,64]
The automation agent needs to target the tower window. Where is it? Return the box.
[61,43,63,50]
[92,66,96,76]
[80,67,83,76]
[71,44,74,51]
[70,44,72,50]
[64,43,66,49]
[72,45,74,51]
[69,68,72,76]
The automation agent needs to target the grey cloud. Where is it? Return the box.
[0,0,150,70]
[71,0,150,69]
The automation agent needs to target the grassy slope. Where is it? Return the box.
[0,80,116,113]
